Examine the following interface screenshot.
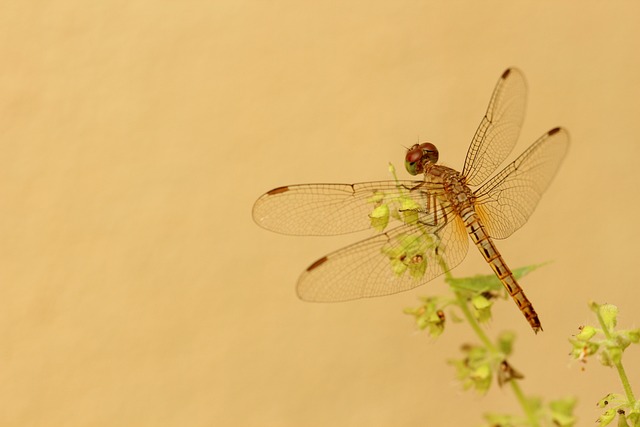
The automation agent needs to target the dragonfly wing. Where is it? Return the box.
[297,215,469,301]
[474,127,570,239]
[252,180,426,236]
[462,68,527,186]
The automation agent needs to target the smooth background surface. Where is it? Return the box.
[1,1,639,426]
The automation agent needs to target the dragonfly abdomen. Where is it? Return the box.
[462,209,543,333]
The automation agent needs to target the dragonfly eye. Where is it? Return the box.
[405,142,439,175]
[421,143,439,164]
[406,147,422,163]
[405,146,423,175]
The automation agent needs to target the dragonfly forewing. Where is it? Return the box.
[474,127,570,240]
[252,181,425,236]
[462,68,527,186]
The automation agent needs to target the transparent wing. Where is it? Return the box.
[297,216,469,301]
[252,180,426,236]
[474,127,570,239]
[462,68,527,186]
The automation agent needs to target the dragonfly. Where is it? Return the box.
[252,68,569,333]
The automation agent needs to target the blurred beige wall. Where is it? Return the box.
[1,1,639,426]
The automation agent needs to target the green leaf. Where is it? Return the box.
[389,258,408,275]
[370,204,390,232]
[408,254,427,279]
[576,325,597,341]
[598,408,617,426]
[483,413,518,426]
[382,232,435,279]
[600,347,615,367]
[471,294,493,323]
[400,196,420,225]
[447,262,546,294]
[404,298,447,336]
[617,412,631,427]
[472,294,491,309]
[549,397,578,426]
[426,311,445,337]
[624,329,640,344]
[607,346,623,365]
[596,393,620,408]
[511,262,549,280]
[497,331,516,356]
[448,344,495,394]
[568,338,599,360]
[626,411,639,427]
[471,363,492,393]
[600,304,619,331]
[447,273,503,294]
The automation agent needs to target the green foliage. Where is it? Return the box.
[405,264,577,426]
[366,164,421,233]
[548,397,579,426]
[378,164,636,426]
[368,203,389,232]
[381,232,432,278]
[447,334,521,395]
[449,343,494,394]
[568,302,640,427]
[447,263,547,295]
[404,279,640,426]
[482,397,577,427]
[405,264,546,337]
[403,297,447,337]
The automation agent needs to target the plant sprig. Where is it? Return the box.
[405,266,577,426]
[569,302,640,426]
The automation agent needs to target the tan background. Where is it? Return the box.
[0,1,638,426]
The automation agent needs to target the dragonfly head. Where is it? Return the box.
[405,143,439,175]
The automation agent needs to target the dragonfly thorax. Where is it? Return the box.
[442,169,476,212]
[405,142,439,176]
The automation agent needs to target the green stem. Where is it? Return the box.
[447,269,538,427]
[615,363,635,403]
[449,286,495,351]
[510,380,539,427]
[595,307,636,403]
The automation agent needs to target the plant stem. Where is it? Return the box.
[510,380,539,427]
[595,307,636,403]
[615,363,636,403]
[450,286,495,351]
[447,269,539,427]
